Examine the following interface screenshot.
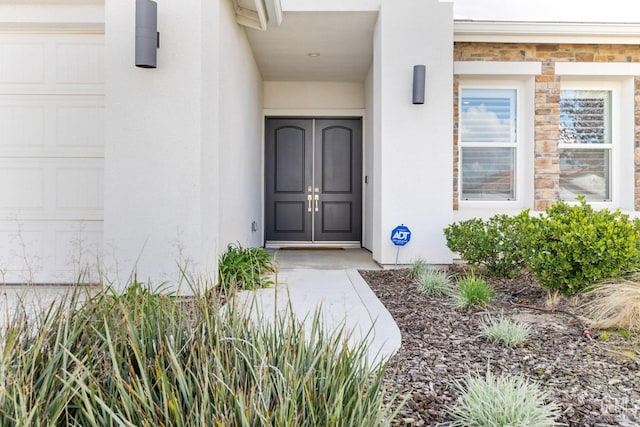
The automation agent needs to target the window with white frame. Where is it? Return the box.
[559,89,612,202]
[459,88,517,201]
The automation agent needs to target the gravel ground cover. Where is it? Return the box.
[360,267,640,426]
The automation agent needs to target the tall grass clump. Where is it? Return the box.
[453,274,496,309]
[0,280,396,426]
[416,268,452,297]
[410,258,429,278]
[480,315,531,347]
[218,242,276,291]
[447,369,561,427]
[583,279,640,331]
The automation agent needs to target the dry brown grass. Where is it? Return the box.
[544,290,561,310]
[583,279,640,331]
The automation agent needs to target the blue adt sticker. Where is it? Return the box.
[390,225,411,246]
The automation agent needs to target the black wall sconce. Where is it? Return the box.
[412,65,426,104]
[136,0,159,68]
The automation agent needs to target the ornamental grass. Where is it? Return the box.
[0,280,396,426]
[447,369,560,427]
[583,278,640,332]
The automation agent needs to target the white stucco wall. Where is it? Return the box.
[373,0,454,265]
[263,81,365,110]
[104,0,204,288]
[217,0,264,251]
[104,0,262,289]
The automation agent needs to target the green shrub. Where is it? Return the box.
[447,369,560,427]
[453,274,496,309]
[218,242,276,291]
[444,213,528,278]
[520,198,640,295]
[0,282,397,426]
[416,268,452,296]
[480,315,531,347]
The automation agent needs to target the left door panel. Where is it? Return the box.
[265,119,313,242]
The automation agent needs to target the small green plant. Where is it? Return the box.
[416,268,452,296]
[217,242,276,291]
[520,197,640,294]
[480,315,531,347]
[600,331,610,340]
[618,328,632,340]
[444,212,529,278]
[453,274,496,308]
[410,258,429,278]
[447,369,561,427]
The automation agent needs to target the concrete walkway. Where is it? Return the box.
[235,249,402,365]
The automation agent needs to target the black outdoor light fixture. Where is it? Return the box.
[412,65,426,104]
[135,0,159,68]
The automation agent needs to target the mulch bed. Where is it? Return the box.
[359,267,640,427]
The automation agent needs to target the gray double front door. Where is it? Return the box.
[265,118,362,244]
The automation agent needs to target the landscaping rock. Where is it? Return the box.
[360,268,640,426]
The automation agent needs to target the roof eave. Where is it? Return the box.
[454,21,640,44]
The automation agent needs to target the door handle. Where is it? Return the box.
[307,194,312,212]
[314,194,319,212]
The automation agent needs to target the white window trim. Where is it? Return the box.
[558,79,630,210]
[458,78,533,211]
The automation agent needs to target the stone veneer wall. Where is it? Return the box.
[453,43,640,211]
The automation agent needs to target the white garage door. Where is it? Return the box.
[0,34,104,284]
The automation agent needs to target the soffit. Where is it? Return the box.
[244,11,377,82]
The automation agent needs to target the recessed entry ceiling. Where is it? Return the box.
[244,11,378,82]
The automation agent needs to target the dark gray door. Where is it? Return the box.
[265,118,362,243]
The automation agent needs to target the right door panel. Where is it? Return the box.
[313,119,362,242]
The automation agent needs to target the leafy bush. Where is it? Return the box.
[453,274,496,309]
[444,213,528,278]
[218,242,276,291]
[480,315,531,347]
[520,198,640,294]
[416,268,452,296]
[0,282,397,426]
[447,369,560,427]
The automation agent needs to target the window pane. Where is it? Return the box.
[560,90,611,145]
[560,148,610,201]
[461,147,515,200]
[460,89,516,143]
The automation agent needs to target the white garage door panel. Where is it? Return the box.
[0,158,103,220]
[0,42,45,84]
[56,166,103,211]
[54,228,102,276]
[0,229,45,281]
[0,104,45,149]
[0,95,103,157]
[0,221,103,284]
[0,35,103,95]
[0,34,104,283]
[56,43,104,85]
[57,105,104,149]
[0,167,44,209]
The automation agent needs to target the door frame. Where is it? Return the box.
[262,110,366,249]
